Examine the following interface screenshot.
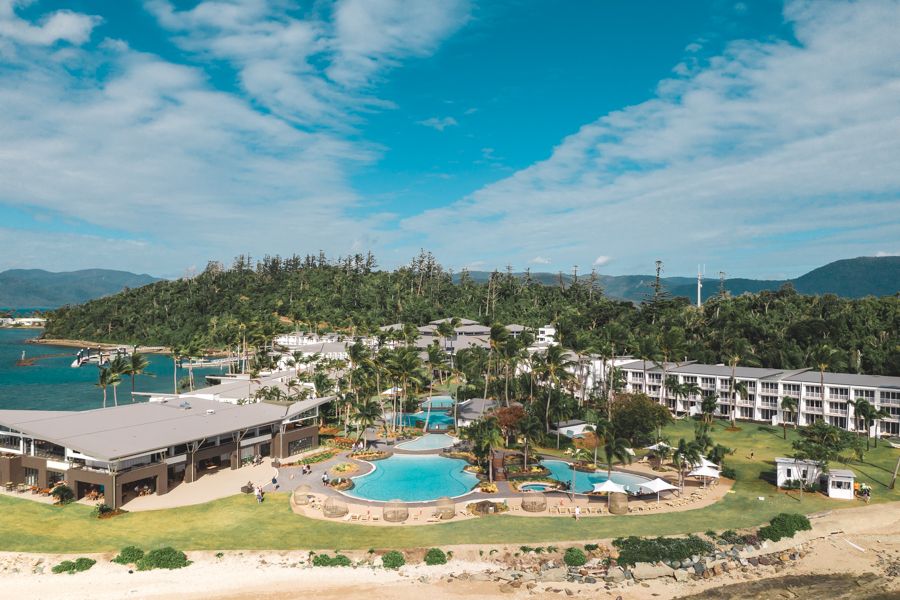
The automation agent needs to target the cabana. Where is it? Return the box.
[520,493,547,513]
[292,484,313,506]
[322,496,348,518]
[639,477,679,504]
[383,499,409,522]
[433,496,456,520]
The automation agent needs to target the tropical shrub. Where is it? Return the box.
[136,547,191,570]
[91,503,114,518]
[721,466,737,479]
[312,553,352,567]
[612,535,713,567]
[381,550,405,569]
[758,513,811,542]
[112,546,145,564]
[584,543,600,552]
[563,547,587,567]
[52,557,96,574]
[424,548,447,565]
[50,484,74,505]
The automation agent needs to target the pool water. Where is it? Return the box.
[520,484,552,492]
[345,454,478,502]
[396,433,457,451]
[420,395,455,410]
[541,460,651,494]
[398,411,455,429]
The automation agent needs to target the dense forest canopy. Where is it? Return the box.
[44,251,900,375]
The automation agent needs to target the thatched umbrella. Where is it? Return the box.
[520,494,548,513]
[433,496,455,520]
[322,496,348,518]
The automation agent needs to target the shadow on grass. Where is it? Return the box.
[843,462,889,488]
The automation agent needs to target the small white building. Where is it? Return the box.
[826,469,855,500]
[775,457,822,488]
[537,325,557,345]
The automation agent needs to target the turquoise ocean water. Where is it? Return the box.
[0,328,218,411]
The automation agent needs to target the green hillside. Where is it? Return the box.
[0,269,160,308]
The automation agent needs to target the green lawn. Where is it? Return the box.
[2,420,898,553]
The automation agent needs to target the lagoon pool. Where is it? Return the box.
[345,454,478,502]
[398,411,455,429]
[396,433,458,451]
[541,460,651,494]
[420,395,455,410]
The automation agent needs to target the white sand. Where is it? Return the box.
[4,501,900,600]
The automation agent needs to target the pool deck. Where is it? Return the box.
[272,434,733,525]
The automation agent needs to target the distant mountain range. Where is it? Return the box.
[459,256,900,303]
[1,257,896,309]
[0,269,160,309]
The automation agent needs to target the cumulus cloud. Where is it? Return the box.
[593,256,612,267]
[418,116,458,131]
[398,0,900,276]
[0,0,100,46]
[530,256,551,265]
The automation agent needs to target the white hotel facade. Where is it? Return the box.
[612,360,900,436]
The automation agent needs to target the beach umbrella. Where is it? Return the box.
[638,477,678,503]
[593,479,627,508]
[688,465,720,488]
[692,456,718,469]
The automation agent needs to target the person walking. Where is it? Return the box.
[574,505,581,520]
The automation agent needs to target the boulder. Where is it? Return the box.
[673,569,691,582]
[604,567,626,583]
[631,562,675,581]
[542,567,568,582]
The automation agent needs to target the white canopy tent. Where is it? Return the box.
[688,465,720,488]
[644,442,672,452]
[593,479,627,507]
[639,478,679,504]
[693,456,719,469]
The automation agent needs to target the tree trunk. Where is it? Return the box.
[890,454,900,489]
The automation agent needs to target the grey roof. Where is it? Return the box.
[782,370,900,389]
[0,397,331,462]
[379,323,403,331]
[456,324,491,334]
[429,317,480,326]
[505,324,527,332]
[829,469,855,478]
[291,342,348,355]
[458,398,497,420]
[417,325,437,333]
[284,396,334,419]
[669,363,786,379]
[554,419,587,428]
[774,457,818,465]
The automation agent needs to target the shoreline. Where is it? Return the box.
[27,337,171,354]
[1,502,898,599]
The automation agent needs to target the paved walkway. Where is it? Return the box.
[122,462,276,512]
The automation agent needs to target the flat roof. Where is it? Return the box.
[782,370,900,389]
[829,469,855,478]
[0,397,331,462]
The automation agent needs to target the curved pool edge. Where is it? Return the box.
[338,454,480,504]
[394,432,461,451]
[539,458,654,496]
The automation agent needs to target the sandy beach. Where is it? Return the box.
[3,501,899,600]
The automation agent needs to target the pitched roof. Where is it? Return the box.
[0,397,331,462]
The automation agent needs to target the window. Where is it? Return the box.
[0,434,20,450]
[785,468,792,478]
[24,467,38,486]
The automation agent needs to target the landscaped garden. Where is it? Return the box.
[2,419,896,553]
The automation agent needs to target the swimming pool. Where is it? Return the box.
[420,395,455,410]
[397,411,455,429]
[344,454,478,502]
[541,460,651,494]
[520,483,553,492]
[396,433,458,451]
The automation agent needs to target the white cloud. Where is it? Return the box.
[418,116,458,131]
[875,251,898,257]
[0,0,100,46]
[398,0,900,276]
[530,256,551,265]
[593,256,612,267]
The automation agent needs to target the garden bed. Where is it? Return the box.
[348,450,391,461]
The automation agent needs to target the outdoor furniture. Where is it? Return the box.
[322,496,349,519]
[383,499,409,523]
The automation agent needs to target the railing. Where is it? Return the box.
[33,449,66,461]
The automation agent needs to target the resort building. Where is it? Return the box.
[0,396,331,509]
[774,457,822,489]
[615,360,900,436]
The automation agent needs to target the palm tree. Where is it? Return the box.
[602,434,632,477]
[350,397,382,443]
[848,398,872,446]
[586,418,613,466]
[780,396,799,439]
[707,443,733,467]
[541,344,576,432]
[518,415,543,472]
[729,380,749,428]
[681,381,702,415]
[672,438,702,494]
[108,355,130,407]
[463,418,503,482]
[483,323,510,401]
[701,395,719,424]
[95,366,118,409]
[124,351,150,401]
[872,407,890,448]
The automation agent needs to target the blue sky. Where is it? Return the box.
[0,0,898,279]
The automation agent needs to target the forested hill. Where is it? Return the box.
[0,269,160,308]
[43,252,900,376]
[464,257,900,302]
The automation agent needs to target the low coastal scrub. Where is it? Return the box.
[424,548,447,565]
[324,436,355,449]
[563,547,587,567]
[613,535,713,567]
[758,513,811,542]
[284,449,337,466]
[50,484,74,505]
[111,546,145,565]
[478,482,498,493]
[52,557,96,574]
[348,450,390,461]
[136,547,191,571]
[381,550,405,569]
[312,553,352,567]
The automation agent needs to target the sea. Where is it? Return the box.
[0,328,219,411]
